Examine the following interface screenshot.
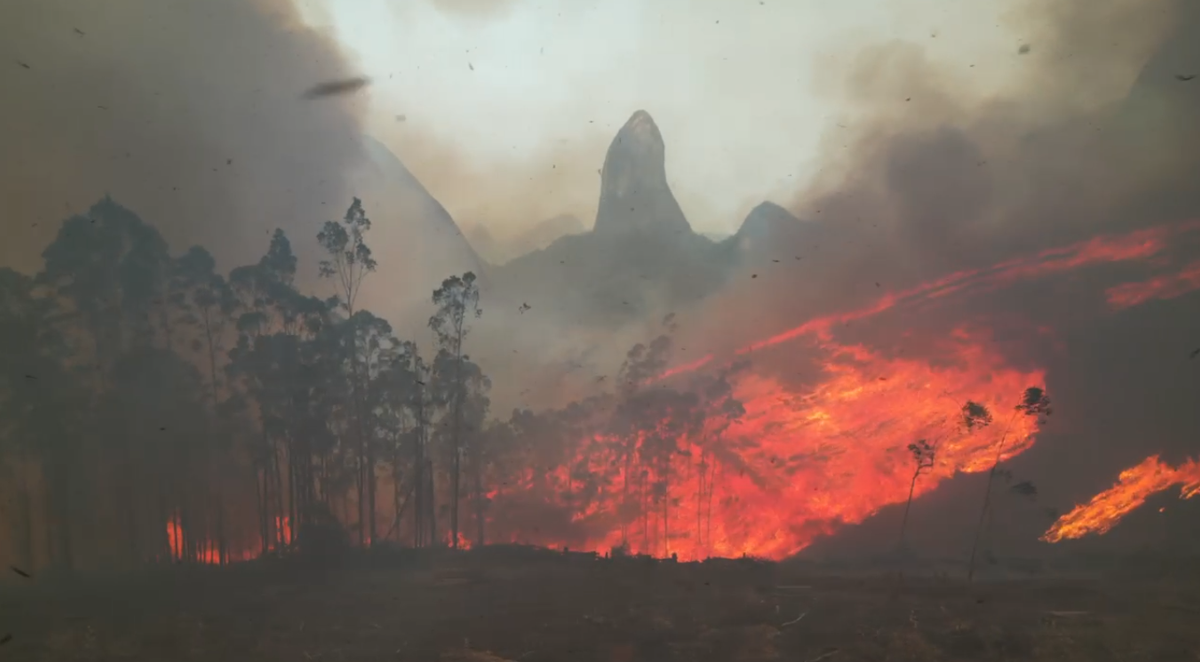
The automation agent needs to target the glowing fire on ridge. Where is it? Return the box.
[1041,456,1200,543]
[1105,260,1200,310]
[662,220,1200,379]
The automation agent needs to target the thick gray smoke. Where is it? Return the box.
[0,0,368,275]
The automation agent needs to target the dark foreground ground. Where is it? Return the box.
[2,548,1199,662]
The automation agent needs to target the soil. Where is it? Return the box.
[2,547,1198,661]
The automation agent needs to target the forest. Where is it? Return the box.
[0,195,767,570]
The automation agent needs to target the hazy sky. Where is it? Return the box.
[299,0,1033,237]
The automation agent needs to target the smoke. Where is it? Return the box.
[669,0,1200,554]
[0,0,369,274]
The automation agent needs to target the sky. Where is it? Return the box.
[299,0,1034,238]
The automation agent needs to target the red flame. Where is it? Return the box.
[488,330,1043,560]
[1041,456,1200,542]
[663,220,1200,380]
[1105,260,1200,310]
[165,514,289,564]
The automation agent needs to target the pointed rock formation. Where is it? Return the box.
[594,110,692,236]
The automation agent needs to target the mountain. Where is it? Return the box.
[467,214,587,266]
[594,110,693,237]
[348,136,483,313]
[516,214,587,253]
[488,111,731,323]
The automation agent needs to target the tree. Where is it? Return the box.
[318,198,378,547]
[0,268,86,570]
[428,272,481,548]
[967,387,1051,581]
[898,439,936,553]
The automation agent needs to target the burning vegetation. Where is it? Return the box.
[0,190,1195,572]
[1041,455,1200,543]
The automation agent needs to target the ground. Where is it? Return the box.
[2,548,1198,661]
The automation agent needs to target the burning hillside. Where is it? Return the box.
[475,217,1200,560]
[1041,456,1200,543]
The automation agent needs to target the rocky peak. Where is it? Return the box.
[593,110,692,236]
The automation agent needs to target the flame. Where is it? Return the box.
[1041,456,1200,542]
[164,514,289,564]
[488,329,1043,560]
[1105,260,1200,310]
[663,220,1200,380]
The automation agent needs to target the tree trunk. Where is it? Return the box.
[474,455,485,547]
[899,472,919,549]
[449,326,465,549]
[427,458,438,546]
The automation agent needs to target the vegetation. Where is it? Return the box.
[0,196,754,570]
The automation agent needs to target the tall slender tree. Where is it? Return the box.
[428,272,481,548]
[967,387,1051,581]
[318,198,378,546]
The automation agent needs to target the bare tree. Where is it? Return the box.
[898,439,936,552]
[967,387,1051,581]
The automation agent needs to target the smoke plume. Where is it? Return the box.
[0,0,369,274]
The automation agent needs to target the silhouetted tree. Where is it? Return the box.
[318,198,378,547]
[898,439,936,552]
[967,387,1052,581]
[429,272,481,548]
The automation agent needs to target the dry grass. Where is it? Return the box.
[2,549,1199,661]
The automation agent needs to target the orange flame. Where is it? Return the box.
[1105,260,1200,310]
[488,329,1044,560]
[1041,456,1200,543]
[662,220,1200,380]
[164,514,289,564]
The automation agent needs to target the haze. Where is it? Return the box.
[310,0,1033,241]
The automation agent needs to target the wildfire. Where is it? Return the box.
[1105,260,1200,310]
[488,330,1044,560]
[1041,456,1200,543]
[165,514,289,564]
[662,220,1200,379]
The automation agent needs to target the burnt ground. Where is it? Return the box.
[2,548,1199,662]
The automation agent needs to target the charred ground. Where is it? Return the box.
[4,547,1199,662]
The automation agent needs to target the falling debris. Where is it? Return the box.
[1018,44,1031,54]
[16,60,31,69]
[0,634,10,646]
[1189,347,1200,359]
[395,114,407,122]
[468,62,475,71]
[10,566,31,578]
[301,76,371,99]
[518,302,531,314]
[1176,74,1195,81]
[73,27,86,35]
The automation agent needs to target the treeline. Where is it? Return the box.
[0,196,749,571]
[0,196,1051,572]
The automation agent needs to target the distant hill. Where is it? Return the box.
[486,111,802,324]
[349,136,483,314]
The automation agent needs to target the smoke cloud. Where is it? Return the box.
[0,0,369,275]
